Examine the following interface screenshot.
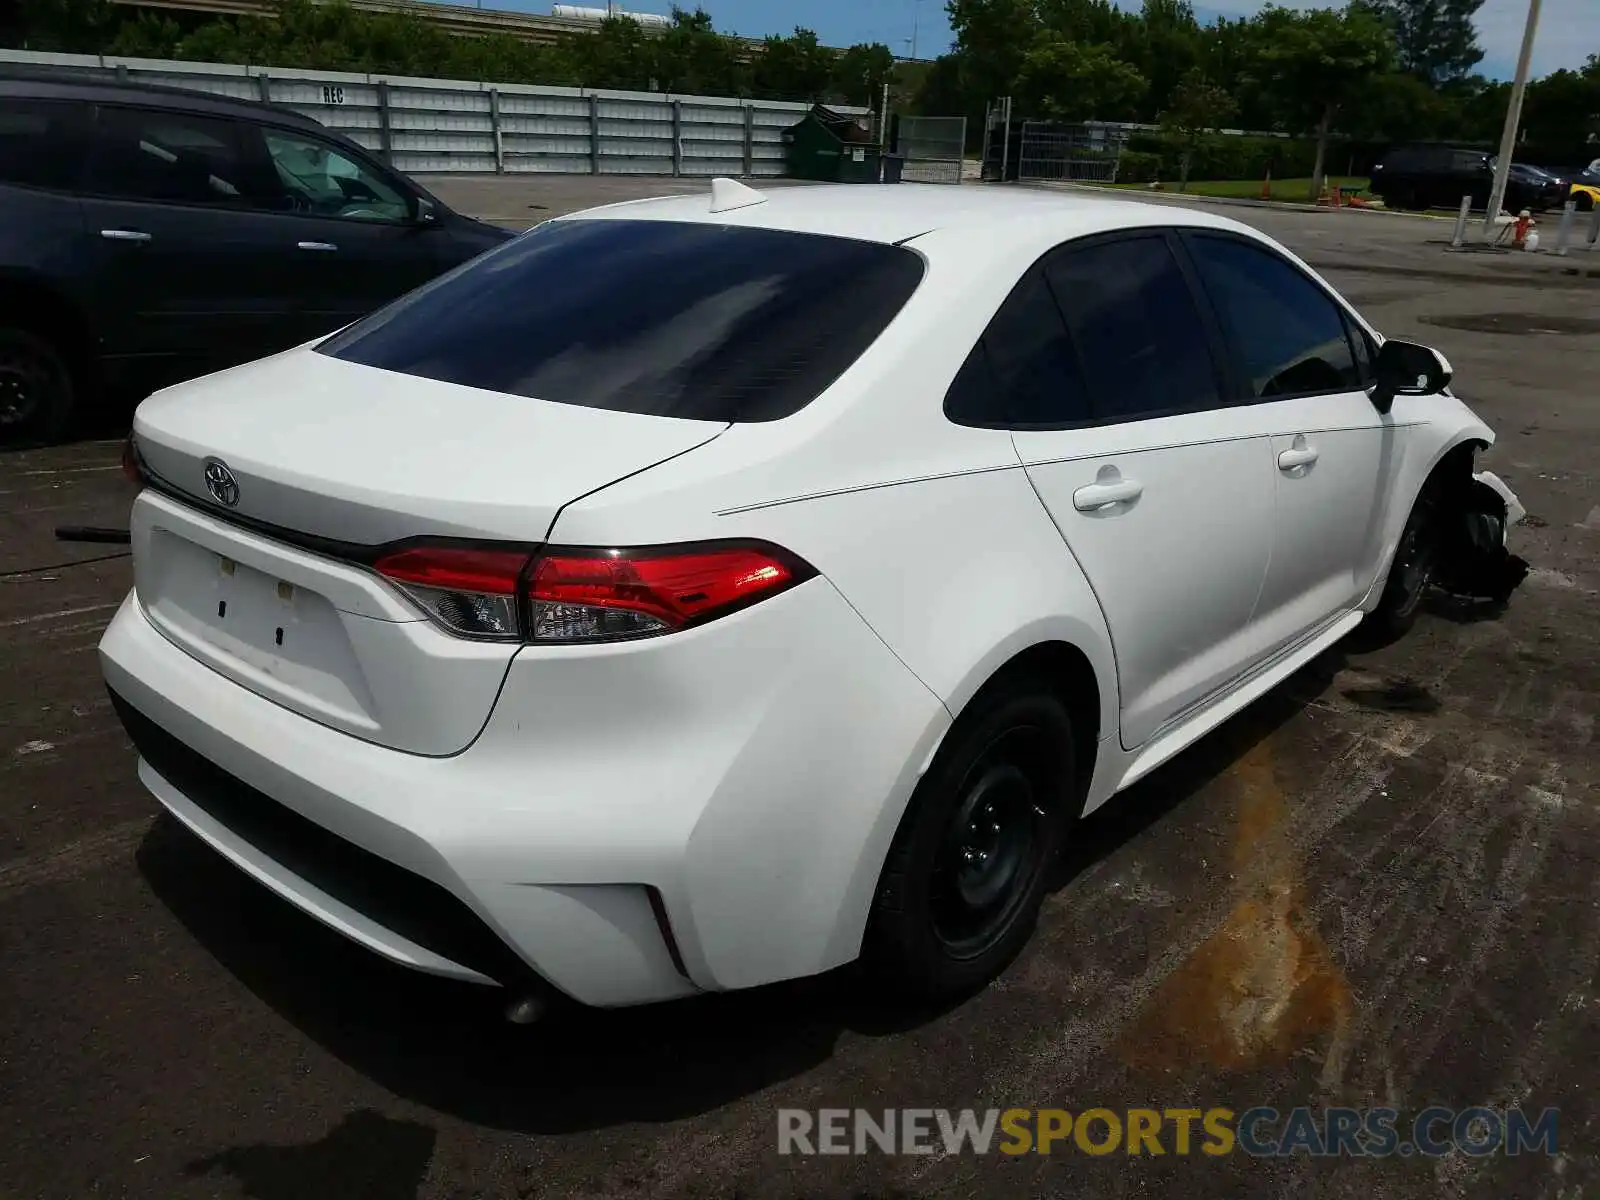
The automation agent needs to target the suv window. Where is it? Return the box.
[1044,234,1221,422]
[318,218,925,422]
[944,267,1088,427]
[0,99,92,190]
[1450,149,1489,173]
[262,128,411,222]
[88,105,273,206]
[1185,233,1360,399]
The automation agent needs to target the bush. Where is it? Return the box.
[1123,132,1319,181]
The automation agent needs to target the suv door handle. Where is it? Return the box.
[1072,478,1143,511]
[100,229,151,242]
[1278,444,1320,471]
[297,241,338,252]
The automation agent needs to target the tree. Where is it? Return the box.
[1159,68,1237,189]
[946,0,1041,110]
[751,27,836,102]
[1356,0,1484,85]
[1016,36,1147,121]
[1248,5,1394,199]
[832,42,896,108]
[1521,60,1600,152]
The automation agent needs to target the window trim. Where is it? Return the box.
[1177,228,1373,406]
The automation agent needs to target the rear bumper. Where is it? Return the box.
[101,578,950,1008]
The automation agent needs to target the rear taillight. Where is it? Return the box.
[373,541,813,644]
[373,545,527,640]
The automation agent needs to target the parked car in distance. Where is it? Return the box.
[103,182,1523,1017]
[1369,144,1566,213]
[1555,164,1600,211]
[0,71,514,447]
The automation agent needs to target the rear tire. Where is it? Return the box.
[0,327,74,448]
[865,680,1074,1002]
[1365,488,1440,643]
[1577,193,1595,213]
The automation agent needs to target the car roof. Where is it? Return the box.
[0,68,328,135]
[560,181,1267,250]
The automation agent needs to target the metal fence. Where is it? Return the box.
[0,48,873,177]
[1015,121,1130,185]
[892,115,966,185]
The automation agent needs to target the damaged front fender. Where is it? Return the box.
[1432,466,1530,605]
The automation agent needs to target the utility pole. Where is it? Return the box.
[1482,0,1542,237]
[910,0,921,61]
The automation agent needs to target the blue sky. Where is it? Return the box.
[479,0,1595,79]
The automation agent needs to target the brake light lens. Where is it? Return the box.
[528,546,802,642]
[373,546,528,640]
[372,542,813,643]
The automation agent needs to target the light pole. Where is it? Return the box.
[1482,0,1542,236]
[910,0,922,61]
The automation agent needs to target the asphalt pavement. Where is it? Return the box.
[2,177,1597,1200]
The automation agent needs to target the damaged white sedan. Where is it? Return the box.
[102,182,1524,1015]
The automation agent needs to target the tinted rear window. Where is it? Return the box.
[317,218,925,422]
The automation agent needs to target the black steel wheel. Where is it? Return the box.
[1365,489,1440,642]
[866,681,1074,1001]
[0,328,74,448]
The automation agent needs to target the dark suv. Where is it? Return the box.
[1,72,514,445]
[1369,144,1568,213]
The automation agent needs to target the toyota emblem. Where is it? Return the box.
[202,458,240,508]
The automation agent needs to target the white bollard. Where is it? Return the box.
[1553,200,1577,255]
[1588,204,1600,248]
[1450,195,1472,248]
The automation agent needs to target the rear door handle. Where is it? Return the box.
[1072,478,1143,511]
[100,229,151,242]
[1278,445,1320,470]
[297,241,338,252]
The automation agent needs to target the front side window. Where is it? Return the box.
[1045,234,1222,423]
[318,219,925,422]
[0,99,92,191]
[88,106,266,206]
[262,129,410,222]
[1185,233,1360,400]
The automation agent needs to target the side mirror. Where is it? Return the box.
[1370,339,1452,414]
[415,197,439,225]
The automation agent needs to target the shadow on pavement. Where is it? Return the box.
[134,645,1349,1136]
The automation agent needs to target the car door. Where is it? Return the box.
[1181,230,1398,659]
[255,123,451,334]
[78,102,301,386]
[991,232,1278,750]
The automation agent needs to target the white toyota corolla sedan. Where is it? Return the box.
[100,180,1523,1015]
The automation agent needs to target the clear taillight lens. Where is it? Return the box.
[371,542,813,644]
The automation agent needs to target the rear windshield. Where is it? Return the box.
[317,218,926,422]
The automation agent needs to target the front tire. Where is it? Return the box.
[1365,489,1440,642]
[0,327,75,448]
[865,681,1074,1002]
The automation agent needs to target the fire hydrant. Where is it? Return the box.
[1513,209,1534,249]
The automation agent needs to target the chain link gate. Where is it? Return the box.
[892,115,967,184]
[1015,121,1130,184]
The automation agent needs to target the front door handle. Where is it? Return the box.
[1278,444,1320,471]
[1072,478,1144,511]
[100,228,152,242]
[297,241,338,252]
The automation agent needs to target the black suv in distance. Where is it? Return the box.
[1,72,514,445]
[1369,144,1568,213]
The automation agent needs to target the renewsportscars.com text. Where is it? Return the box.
[777,1106,1559,1158]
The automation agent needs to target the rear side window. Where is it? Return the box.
[1045,235,1221,423]
[1185,233,1360,399]
[87,106,271,206]
[317,219,925,422]
[0,99,92,190]
[944,267,1088,427]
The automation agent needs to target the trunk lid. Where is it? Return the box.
[128,347,726,755]
[132,346,728,546]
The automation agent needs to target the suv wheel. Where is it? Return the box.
[0,328,74,448]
